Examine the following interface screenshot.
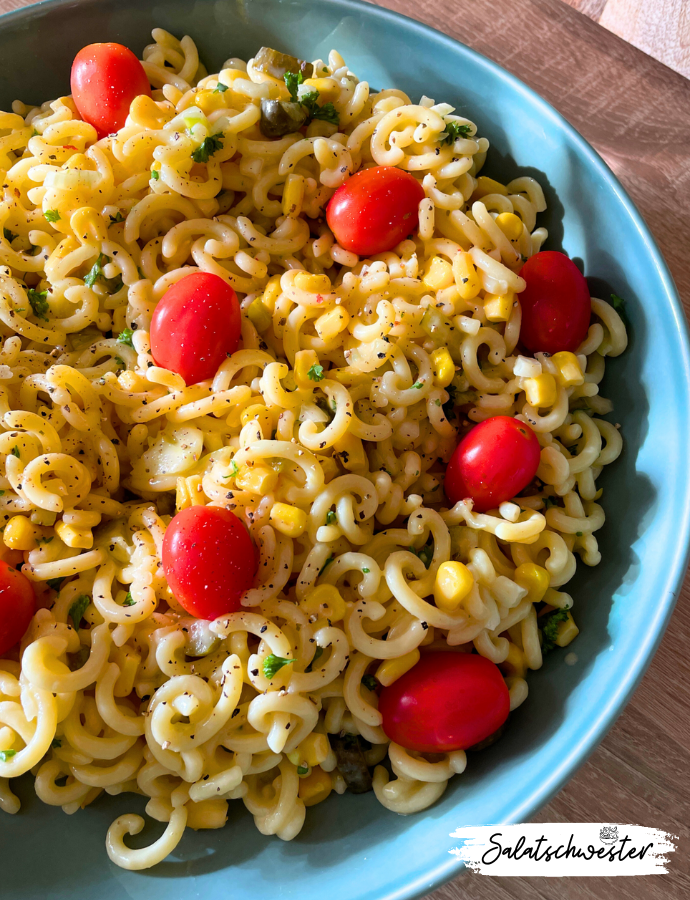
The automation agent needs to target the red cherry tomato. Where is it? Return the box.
[70,43,151,138]
[379,651,510,753]
[445,416,541,512]
[150,272,241,384]
[519,251,591,354]
[162,506,256,619]
[0,560,35,656]
[326,166,425,256]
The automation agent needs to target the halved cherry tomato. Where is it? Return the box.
[162,506,256,619]
[70,43,151,138]
[0,560,35,656]
[445,416,541,512]
[519,251,591,354]
[150,272,241,384]
[326,166,425,256]
[379,651,510,753]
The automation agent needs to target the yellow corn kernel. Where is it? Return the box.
[298,766,332,807]
[296,732,330,767]
[500,642,527,678]
[235,465,278,494]
[422,256,454,291]
[523,372,557,408]
[270,502,308,538]
[551,351,584,387]
[294,271,332,294]
[294,349,320,388]
[472,176,508,199]
[262,275,282,313]
[333,432,367,472]
[282,172,305,218]
[247,295,272,332]
[301,584,347,622]
[315,454,339,483]
[192,88,229,115]
[3,515,39,551]
[430,347,455,388]
[554,611,579,647]
[515,562,550,603]
[434,561,474,612]
[54,520,92,550]
[484,291,514,322]
[452,251,481,300]
[303,77,339,100]
[495,212,523,241]
[314,306,350,341]
[376,649,421,686]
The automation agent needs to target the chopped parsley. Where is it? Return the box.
[191,134,224,164]
[114,356,126,369]
[68,594,90,631]
[305,645,324,672]
[117,328,135,348]
[27,288,49,321]
[0,749,16,761]
[3,228,17,242]
[611,293,628,325]
[543,496,557,509]
[284,72,339,126]
[36,536,53,545]
[123,592,136,606]
[10,446,20,458]
[361,674,378,692]
[362,567,370,574]
[214,82,229,93]
[308,364,325,381]
[576,531,583,537]
[440,121,472,144]
[109,211,125,224]
[150,169,160,180]
[262,654,295,679]
[320,553,334,574]
[44,209,60,223]
[46,577,64,592]
[409,541,434,568]
[84,253,106,288]
[224,460,240,479]
[411,381,423,389]
[326,510,337,525]
[297,764,309,775]
[51,737,62,749]
[540,608,570,654]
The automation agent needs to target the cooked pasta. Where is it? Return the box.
[0,29,627,870]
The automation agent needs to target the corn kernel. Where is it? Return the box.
[472,176,508,199]
[270,502,308,538]
[452,251,481,300]
[515,562,550,603]
[484,292,514,322]
[523,372,557,407]
[3,515,39,551]
[430,348,455,388]
[422,256,454,291]
[262,275,282,313]
[296,732,330,767]
[376,649,420,686]
[500,642,526,678]
[554,611,579,647]
[247,295,272,332]
[55,519,93,549]
[192,88,229,115]
[434,561,474,612]
[551,351,584,387]
[295,271,332,294]
[333,432,367,472]
[298,766,332,807]
[282,173,305,218]
[495,212,523,241]
[301,584,346,622]
[294,349,320,388]
[235,465,278,494]
[314,306,350,341]
[303,77,339,100]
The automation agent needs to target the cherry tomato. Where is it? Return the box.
[162,506,256,619]
[519,251,591,354]
[445,416,541,512]
[150,272,241,384]
[379,651,510,753]
[70,43,151,138]
[326,166,425,256]
[0,560,35,656]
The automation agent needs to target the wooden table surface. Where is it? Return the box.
[0,0,688,895]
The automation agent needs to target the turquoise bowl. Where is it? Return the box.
[1,1,689,898]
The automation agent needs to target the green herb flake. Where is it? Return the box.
[308,363,325,382]
[51,737,62,749]
[541,608,571,654]
[27,288,49,321]
[117,328,135,348]
[326,510,337,525]
[46,577,64,592]
[44,209,60,223]
[191,134,224,164]
[409,542,434,569]
[262,654,295,679]
[84,253,106,288]
[69,594,91,631]
[283,72,339,127]
[3,228,17,242]
[611,293,629,325]
[305,645,324,672]
[576,531,583,537]
[214,82,229,93]
[114,356,125,369]
[109,211,125,224]
[412,381,423,390]
[36,536,53,545]
[362,567,370,574]
[284,71,304,102]
[320,553,334,574]
[123,592,136,607]
[223,460,239,479]
[0,749,16,761]
[9,445,20,458]
[440,121,472,144]
[543,496,557,509]
[150,169,160,180]
[361,674,378,692]
[0,490,5,497]
[297,764,309,775]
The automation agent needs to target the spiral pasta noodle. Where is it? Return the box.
[0,30,627,869]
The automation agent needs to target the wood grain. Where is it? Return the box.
[564,0,690,80]
[0,0,687,896]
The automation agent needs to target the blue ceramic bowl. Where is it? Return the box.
[2,1,689,898]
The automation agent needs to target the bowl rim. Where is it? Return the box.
[1,0,690,896]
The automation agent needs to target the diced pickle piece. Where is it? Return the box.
[254,47,314,79]
[260,99,308,137]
